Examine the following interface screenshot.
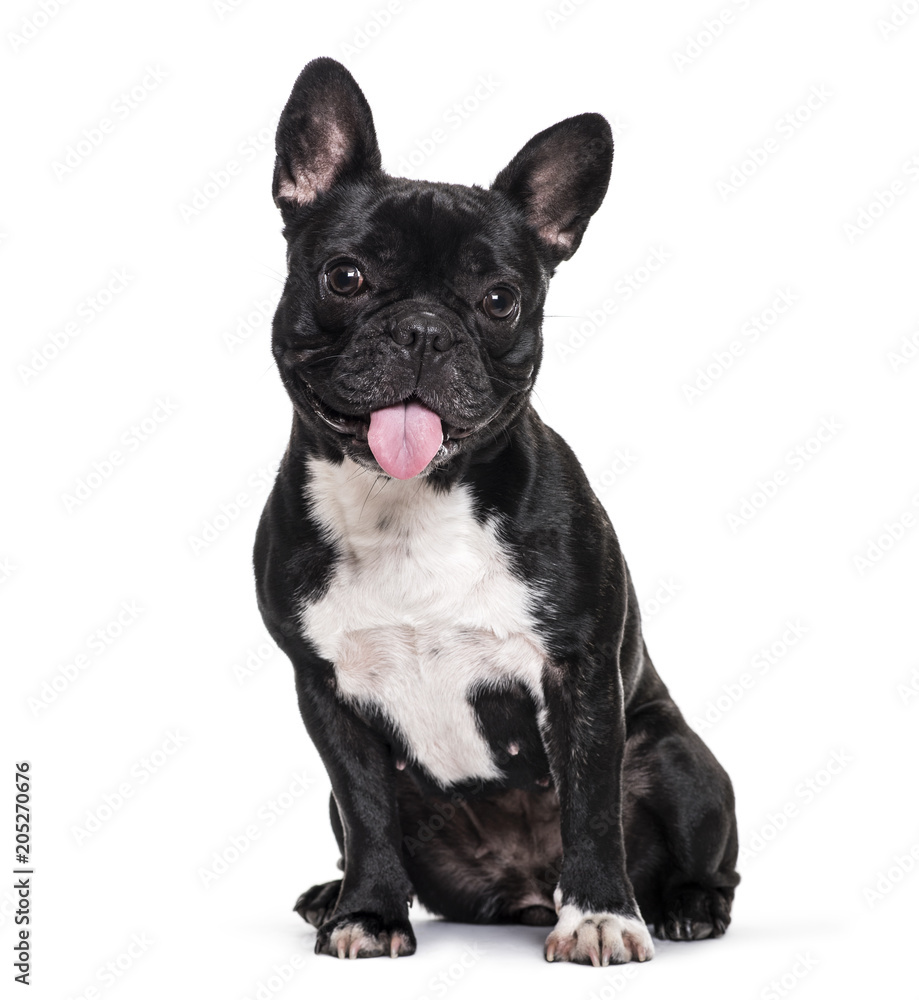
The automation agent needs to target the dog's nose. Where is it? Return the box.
[388,312,455,353]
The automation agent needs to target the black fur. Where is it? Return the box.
[254,57,739,963]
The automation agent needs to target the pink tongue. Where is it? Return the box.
[368,401,444,479]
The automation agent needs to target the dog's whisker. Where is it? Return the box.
[254,264,288,284]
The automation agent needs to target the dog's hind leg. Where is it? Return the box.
[622,688,740,941]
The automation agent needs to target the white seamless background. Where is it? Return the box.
[2,1,918,998]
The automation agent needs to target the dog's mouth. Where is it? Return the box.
[301,380,489,479]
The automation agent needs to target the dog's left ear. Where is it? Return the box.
[273,57,381,217]
[492,113,613,264]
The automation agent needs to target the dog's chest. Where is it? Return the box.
[299,459,547,786]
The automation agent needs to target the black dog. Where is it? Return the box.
[254,57,739,965]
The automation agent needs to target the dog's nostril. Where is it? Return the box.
[431,328,454,352]
[388,314,455,352]
[390,326,415,347]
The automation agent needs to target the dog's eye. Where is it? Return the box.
[326,263,364,296]
[482,287,518,320]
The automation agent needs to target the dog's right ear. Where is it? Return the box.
[273,57,381,221]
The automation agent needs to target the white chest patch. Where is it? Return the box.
[299,458,548,786]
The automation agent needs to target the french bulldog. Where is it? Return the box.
[254,56,739,965]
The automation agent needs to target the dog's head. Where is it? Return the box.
[271,57,612,480]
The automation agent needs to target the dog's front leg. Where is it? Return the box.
[286,637,416,959]
[540,652,654,967]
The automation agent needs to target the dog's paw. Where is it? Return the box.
[653,885,732,941]
[545,906,654,966]
[293,880,342,928]
[315,912,416,959]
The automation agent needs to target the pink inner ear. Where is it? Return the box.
[276,169,319,205]
[278,120,351,205]
[538,221,575,250]
[528,162,576,250]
